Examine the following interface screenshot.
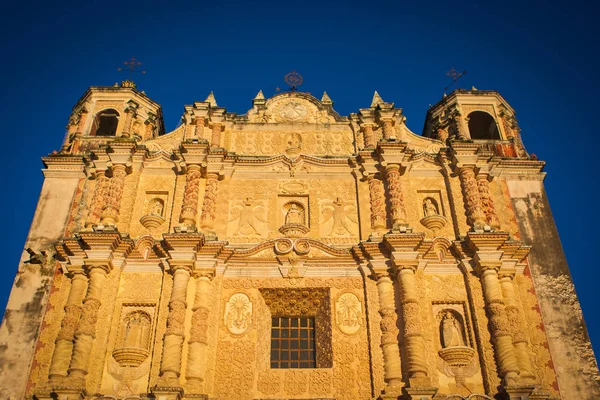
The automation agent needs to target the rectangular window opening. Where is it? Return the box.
[270,316,316,369]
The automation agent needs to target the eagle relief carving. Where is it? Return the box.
[228,197,267,237]
[320,197,358,237]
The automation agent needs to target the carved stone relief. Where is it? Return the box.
[319,198,358,237]
[335,292,362,335]
[227,197,268,238]
[224,293,253,336]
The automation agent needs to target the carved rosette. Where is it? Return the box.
[362,124,376,148]
[101,165,128,225]
[477,176,501,230]
[86,172,110,227]
[179,165,202,227]
[459,167,486,231]
[200,173,218,231]
[368,176,387,231]
[385,164,407,227]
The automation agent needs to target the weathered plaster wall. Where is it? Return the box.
[0,175,81,400]
[508,180,600,399]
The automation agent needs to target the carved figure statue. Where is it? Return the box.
[229,198,266,235]
[441,311,464,348]
[321,198,358,236]
[148,198,164,216]
[285,203,303,225]
[122,311,151,350]
[423,198,439,217]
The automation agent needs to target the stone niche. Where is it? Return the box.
[139,191,168,229]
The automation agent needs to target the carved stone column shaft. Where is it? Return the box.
[477,176,501,230]
[368,176,387,231]
[159,267,191,384]
[67,267,108,385]
[195,117,205,139]
[210,123,222,147]
[500,275,535,380]
[375,274,404,393]
[75,109,88,134]
[385,164,407,227]
[86,171,110,227]
[480,268,520,383]
[382,119,393,140]
[397,268,429,381]
[101,165,128,225]
[48,272,88,382]
[459,167,486,231]
[179,165,202,227]
[185,274,213,390]
[200,173,218,230]
[362,124,375,148]
[122,109,136,137]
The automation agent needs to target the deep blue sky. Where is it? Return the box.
[1,0,598,359]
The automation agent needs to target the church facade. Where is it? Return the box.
[0,81,598,400]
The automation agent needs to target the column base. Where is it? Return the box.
[150,385,184,400]
[503,384,537,400]
[404,383,438,400]
[34,388,86,400]
[379,383,404,399]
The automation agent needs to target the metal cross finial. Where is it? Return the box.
[117,57,147,81]
[444,67,467,93]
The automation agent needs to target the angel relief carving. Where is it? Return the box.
[228,197,267,236]
[320,198,358,237]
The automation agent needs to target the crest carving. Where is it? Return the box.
[335,292,362,335]
[224,293,253,335]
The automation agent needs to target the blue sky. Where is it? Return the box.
[1,0,598,359]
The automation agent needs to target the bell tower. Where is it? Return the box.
[61,80,165,155]
[423,89,528,158]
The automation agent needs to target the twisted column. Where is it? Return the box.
[48,271,88,383]
[385,164,407,227]
[477,176,501,230]
[373,270,404,395]
[499,274,535,381]
[368,175,387,231]
[199,173,218,231]
[86,171,110,228]
[479,266,520,385]
[67,266,109,386]
[459,167,486,231]
[185,271,214,391]
[101,164,128,225]
[382,119,394,140]
[397,267,430,382]
[362,124,376,148]
[210,123,222,147]
[159,266,191,385]
[179,165,202,227]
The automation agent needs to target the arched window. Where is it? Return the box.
[467,111,500,140]
[90,109,119,136]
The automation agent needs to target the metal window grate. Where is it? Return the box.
[270,316,316,368]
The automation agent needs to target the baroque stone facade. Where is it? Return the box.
[0,83,598,400]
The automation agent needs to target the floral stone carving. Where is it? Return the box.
[224,293,253,335]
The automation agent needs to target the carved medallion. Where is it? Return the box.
[335,292,362,335]
[224,293,253,335]
[278,101,308,121]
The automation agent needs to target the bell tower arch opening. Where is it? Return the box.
[90,108,120,136]
[467,111,500,140]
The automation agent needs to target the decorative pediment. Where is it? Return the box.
[247,92,341,124]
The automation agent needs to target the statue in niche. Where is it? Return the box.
[423,198,439,217]
[285,203,304,225]
[285,132,303,156]
[321,198,358,236]
[229,197,266,235]
[148,198,164,217]
[441,311,465,348]
[122,311,151,349]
